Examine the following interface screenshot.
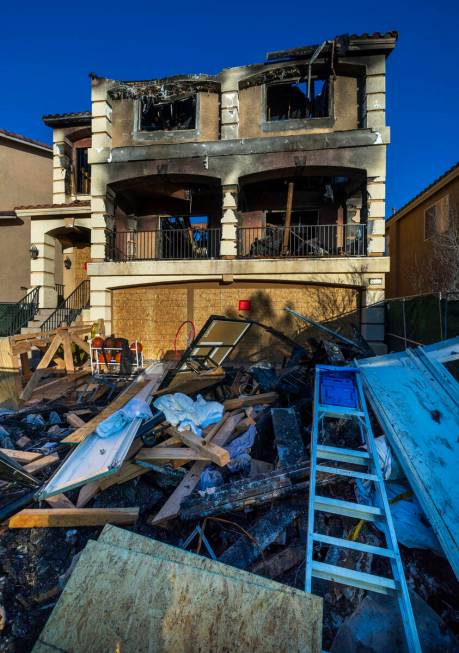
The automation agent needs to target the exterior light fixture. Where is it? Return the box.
[238,299,251,311]
[30,245,39,260]
[64,257,72,270]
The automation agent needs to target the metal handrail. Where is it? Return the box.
[0,287,40,336]
[105,228,221,261]
[41,280,90,332]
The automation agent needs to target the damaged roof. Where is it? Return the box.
[0,128,52,153]
[267,31,398,61]
[42,111,91,128]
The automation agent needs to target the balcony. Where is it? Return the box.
[105,223,366,262]
[106,228,221,262]
[237,224,366,258]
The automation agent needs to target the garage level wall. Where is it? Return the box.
[111,281,360,360]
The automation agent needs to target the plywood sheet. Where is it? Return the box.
[33,538,322,653]
[99,525,302,596]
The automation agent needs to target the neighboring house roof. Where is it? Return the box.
[14,200,90,211]
[387,161,459,226]
[42,112,91,128]
[0,128,52,154]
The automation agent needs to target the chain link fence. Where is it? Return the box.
[383,292,459,351]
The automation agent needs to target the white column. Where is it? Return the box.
[220,186,238,258]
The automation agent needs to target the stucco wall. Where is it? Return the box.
[386,175,459,297]
[111,281,359,360]
[0,139,52,301]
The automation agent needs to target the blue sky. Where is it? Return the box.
[1,0,458,214]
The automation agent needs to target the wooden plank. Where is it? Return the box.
[136,447,211,462]
[9,508,139,529]
[149,411,244,526]
[223,391,279,411]
[36,335,63,370]
[0,449,42,464]
[45,494,76,509]
[20,368,49,401]
[62,335,75,373]
[170,427,230,467]
[252,545,305,578]
[70,334,90,354]
[66,413,86,428]
[23,454,59,474]
[32,538,322,653]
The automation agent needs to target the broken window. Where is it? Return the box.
[424,195,449,240]
[140,96,196,131]
[76,147,90,194]
[266,79,329,121]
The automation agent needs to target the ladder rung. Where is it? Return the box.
[311,560,398,595]
[316,464,378,482]
[314,495,384,521]
[317,444,370,466]
[318,403,365,418]
[312,532,395,558]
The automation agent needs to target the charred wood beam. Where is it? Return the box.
[218,499,304,570]
[271,408,306,467]
[180,463,338,520]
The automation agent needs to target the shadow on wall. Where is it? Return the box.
[222,286,361,363]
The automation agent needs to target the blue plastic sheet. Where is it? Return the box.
[96,398,153,438]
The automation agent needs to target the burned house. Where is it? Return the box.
[20,32,396,356]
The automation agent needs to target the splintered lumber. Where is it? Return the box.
[32,535,322,653]
[223,391,278,411]
[8,507,139,529]
[271,407,306,467]
[219,500,304,570]
[20,368,47,401]
[149,411,244,526]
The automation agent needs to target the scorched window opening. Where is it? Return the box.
[140,96,196,132]
[266,79,329,121]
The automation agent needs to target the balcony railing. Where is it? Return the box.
[105,224,367,262]
[106,228,221,262]
[237,224,367,258]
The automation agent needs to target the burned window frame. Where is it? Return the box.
[135,94,201,141]
[261,75,334,132]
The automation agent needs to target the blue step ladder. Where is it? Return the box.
[306,365,421,653]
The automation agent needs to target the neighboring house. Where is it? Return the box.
[0,129,52,302]
[386,162,459,298]
[17,32,397,356]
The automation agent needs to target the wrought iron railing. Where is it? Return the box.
[0,287,40,336]
[105,228,221,262]
[237,223,366,258]
[41,280,90,332]
[55,283,65,304]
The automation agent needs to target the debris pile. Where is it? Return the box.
[0,315,457,652]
